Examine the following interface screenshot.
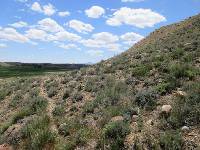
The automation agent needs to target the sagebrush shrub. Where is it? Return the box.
[135,89,157,110]
[102,121,130,149]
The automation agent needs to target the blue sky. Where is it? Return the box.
[0,0,199,64]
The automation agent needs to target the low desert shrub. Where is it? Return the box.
[131,64,152,77]
[169,63,198,79]
[135,89,157,110]
[0,89,10,101]
[171,48,184,59]
[159,130,183,150]
[101,121,130,149]
[72,93,83,102]
[53,105,65,116]
[47,87,58,98]
[9,92,23,107]
[22,115,55,150]
[63,89,70,100]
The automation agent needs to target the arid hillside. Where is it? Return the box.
[0,14,200,150]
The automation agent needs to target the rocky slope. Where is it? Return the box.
[0,14,200,150]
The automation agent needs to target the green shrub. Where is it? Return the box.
[9,92,23,107]
[84,77,97,92]
[0,89,9,101]
[103,80,127,106]
[169,84,200,128]
[56,141,76,150]
[30,96,47,113]
[169,63,198,79]
[83,101,96,114]
[58,118,93,148]
[135,89,157,110]
[131,64,152,77]
[160,82,200,130]
[154,82,171,95]
[72,93,83,102]
[74,128,91,146]
[171,48,184,59]
[0,122,12,134]
[137,113,144,132]
[47,87,58,98]
[102,121,130,149]
[0,96,47,135]
[159,131,183,150]
[63,89,70,99]
[22,115,55,150]
[29,88,40,98]
[11,108,32,124]
[53,105,65,116]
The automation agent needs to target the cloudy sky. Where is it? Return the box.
[0,0,199,63]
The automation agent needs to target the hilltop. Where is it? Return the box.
[0,14,200,149]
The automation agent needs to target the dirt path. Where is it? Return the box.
[40,79,58,134]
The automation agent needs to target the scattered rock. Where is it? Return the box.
[176,90,187,97]
[181,126,189,132]
[196,58,200,63]
[132,115,138,122]
[111,116,124,122]
[161,105,172,114]
[146,119,154,126]
[184,43,191,46]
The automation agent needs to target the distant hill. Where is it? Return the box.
[0,62,87,69]
[0,62,88,78]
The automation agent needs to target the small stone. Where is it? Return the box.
[181,126,189,132]
[146,119,154,126]
[132,115,138,122]
[176,91,187,97]
[161,105,172,114]
[111,116,124,122]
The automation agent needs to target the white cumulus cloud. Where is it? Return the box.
[0,27,30,43]
[92,32,119,43]
[68,20,94,33]
[58,11,70,17]
[52,31,82,42]
[38,18,64,33]
[9,21,28,28]
[120,32,144,45]
[106,7,166,28]
[43,3,56,16]
[31,2,42,12]
[25,29,49,41]
[81,32,120,51]
[58,43,78,50]
[85,6,105,18]
[31,2,56,16]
